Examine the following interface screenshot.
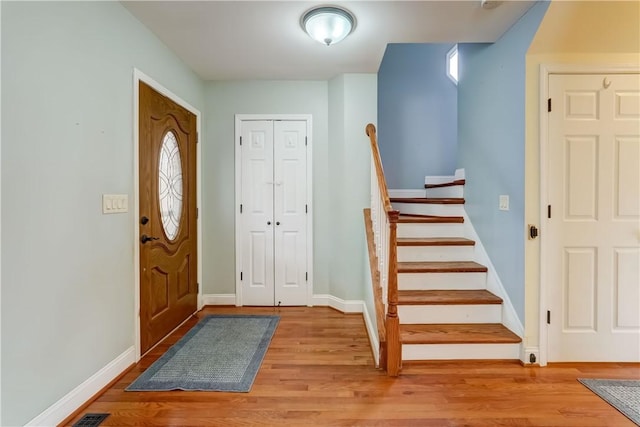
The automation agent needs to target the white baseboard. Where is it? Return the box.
[26,346,135,427]
[361,302,380,367]
[311,294,362,313]
[202,294,237,306]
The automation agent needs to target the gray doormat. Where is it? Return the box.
[127,315,279,392]
[578,378,640,425]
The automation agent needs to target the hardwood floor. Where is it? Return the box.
[65,306,639,427]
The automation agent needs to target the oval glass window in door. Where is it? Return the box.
[158,131,183,240]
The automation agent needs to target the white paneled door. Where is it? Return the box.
[547,73,640,362]
[239,119,309,306]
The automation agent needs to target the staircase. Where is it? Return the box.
[391,180,521,362]
[364,123,521,376]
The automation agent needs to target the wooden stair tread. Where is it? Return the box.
[391,197,465,204]
[398,214,464,224]
[424,179,466,189]
[398,261,488,273]
[400,324,522,344]
[397,237,475,246]
[398,290,502,305]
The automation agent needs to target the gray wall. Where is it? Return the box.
[328,74,377,301]
[457,1,549,322]
[1,2,204,424]
[377,43,458,189]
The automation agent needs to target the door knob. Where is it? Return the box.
[267,221,271,225]
[276,221,280,226]
[140,234,160,244]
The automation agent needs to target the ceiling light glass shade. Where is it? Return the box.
[302,6,355,46]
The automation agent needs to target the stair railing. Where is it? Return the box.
[365,123,401,376]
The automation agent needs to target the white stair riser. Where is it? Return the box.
[402,343,521,361]
[389,189,427,198]
[398,245,475,262]
[424,175,456,186]
[398,304,502,324]
[394,202,464,217]
[398,272,487,290]
[398,223,464,238]
[425,186,464,199]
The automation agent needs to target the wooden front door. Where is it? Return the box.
[139,82,198,354]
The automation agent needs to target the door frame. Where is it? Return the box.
[234,114,313,306]
[538,63,640,366]
[133,69,203,361]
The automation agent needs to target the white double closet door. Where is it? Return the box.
[238,119,309,306]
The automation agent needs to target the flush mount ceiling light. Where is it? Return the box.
[301,6,356,46]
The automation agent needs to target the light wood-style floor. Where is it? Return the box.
[65,306,639,426]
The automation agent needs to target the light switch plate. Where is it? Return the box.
[499,195,509,211]
[103,194,128,214]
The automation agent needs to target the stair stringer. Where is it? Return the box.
[461,211,524,350]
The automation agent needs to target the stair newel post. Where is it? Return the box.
[386,209,401,376]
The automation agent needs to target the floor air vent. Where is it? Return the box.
[72,413,110,427]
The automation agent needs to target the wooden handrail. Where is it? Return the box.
[365,123,401,376]
[366,124,393,214]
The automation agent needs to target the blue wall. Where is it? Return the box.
[457,1,549,321]
[378,44,458,189]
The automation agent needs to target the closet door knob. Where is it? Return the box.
[267,221,271,225]
[276,221,280,226]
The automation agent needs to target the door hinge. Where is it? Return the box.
[547,98,552,112]
[305,272,308,281]
[547,310,551,324]
[196,132,199,144]
[239,136,243,146]
[196,207,199,219]
[240,272,243,281]
[547,205,551,219]
[305,204,308,214]
[305,136,308,146]
[196,282,200,291]
[240,204,243,213]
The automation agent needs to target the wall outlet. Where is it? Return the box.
[499,195,509,211]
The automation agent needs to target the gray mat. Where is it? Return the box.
[578,378,640,425]
[127,315,279,392]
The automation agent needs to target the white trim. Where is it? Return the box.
[26,347,135,427]
[361,302,380,367]
[132,69,203,361]
[234,114,313,307]
[202,294,237,306]
[538,63,640,367]
[0,2,3,422]
[462,212,525,341]
[311,294,363,313]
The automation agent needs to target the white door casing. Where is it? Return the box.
[235,115,313,306]
[545,72,640,362]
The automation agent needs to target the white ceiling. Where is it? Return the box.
[122,1,536,81]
